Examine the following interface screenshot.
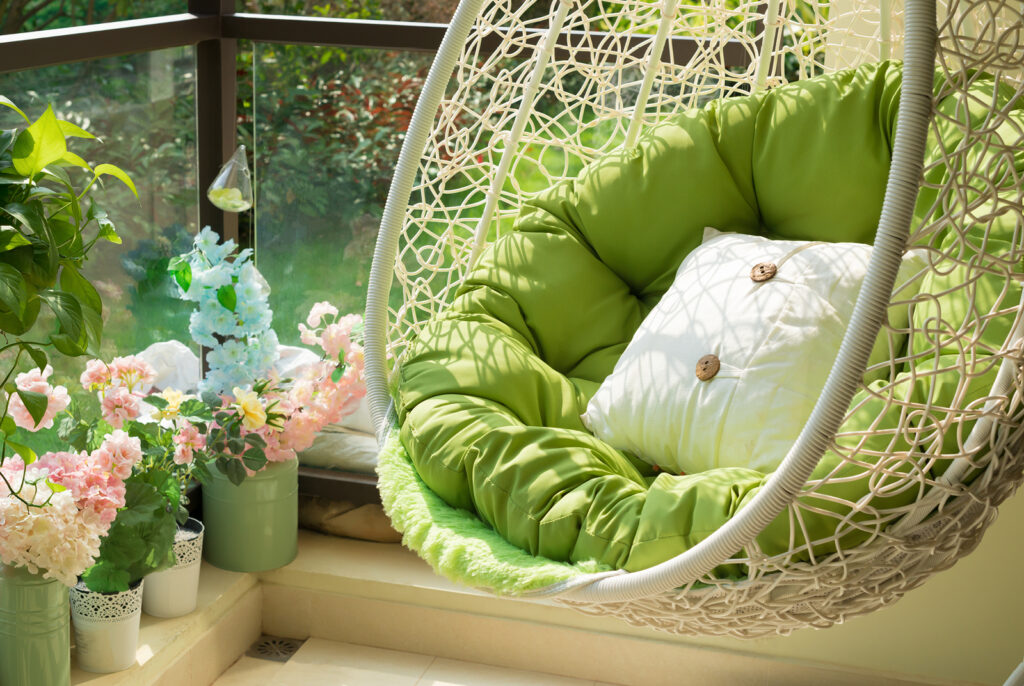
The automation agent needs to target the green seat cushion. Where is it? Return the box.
[392,61,1023,584]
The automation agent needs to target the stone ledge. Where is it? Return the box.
[71,565,259,686]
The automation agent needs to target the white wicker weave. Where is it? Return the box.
[365,0,1024,636]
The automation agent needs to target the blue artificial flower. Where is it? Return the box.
[188,310,218,348]
[194,263,236,291]
[208,304,240,336]
[178,226,284,393]
[194,226,237,266]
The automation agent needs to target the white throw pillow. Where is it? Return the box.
[581,229,924,476]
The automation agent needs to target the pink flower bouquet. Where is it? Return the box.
[57,355,209,592]
[203,302,366,485]
[0,433,141,586]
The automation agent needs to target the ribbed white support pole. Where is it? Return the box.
[624,0,680,149]
[364,0,490,440]
[880,0,893,61]
[1004,658,1024,686]
[531,0,937,604]
[753,0,783,91]
[466,0,572,271]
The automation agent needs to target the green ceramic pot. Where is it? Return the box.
[202,459,298,572]
[0,565,71,686]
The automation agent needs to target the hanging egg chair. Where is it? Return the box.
[364,0,1024,637]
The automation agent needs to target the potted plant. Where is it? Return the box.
[60,354,208,668]
[0,96,134,686]
[170,229,366,572]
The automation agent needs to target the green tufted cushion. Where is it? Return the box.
[392,61,1022,579]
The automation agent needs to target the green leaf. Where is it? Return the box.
[146,394,169,409]
[0,129,15,156]
[116,481,166,528]
[191,460,212,486]
[87,204,121,245]
[330,366,344,383]
[167,256,191,292]
[57,416,89,451]
[80,297,103,351]
[2,201,46,237]
[0,96,29,123]
[57,120,96,140]
[0,228,31,253]
[244,433,266,449]
[81,563,131,594]
[50,219,81,255]
[6,439,37,464]
[1,416,15,435]
[23,344,46,372]
[50,332,86,357]
[0,262,28,320]
[15,389,49,428]
[179,399,209,418]
[40,290,83,341]
[12,106,67,178]
[96,218,120,244]
[219,458,247,486]
[216,284,236,312]
[91,163,137,197]
[59,263,102,315]
[242,449,267,473]
[58,150,91,170]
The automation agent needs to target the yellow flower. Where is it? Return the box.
[153,388,192,421]
[232,387,266,431]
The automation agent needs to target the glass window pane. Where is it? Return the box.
[0,48,198,387]
[1,1,186,34]
[236,0,456,23]
[250,43,430,345]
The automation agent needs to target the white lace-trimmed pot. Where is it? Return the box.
[142,518,204,618]
[69,579,143,673]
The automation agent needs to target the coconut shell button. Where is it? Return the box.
[750,262,778,282]
[696,354,720,381]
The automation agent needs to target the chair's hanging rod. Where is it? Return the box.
[466,0,573,271]
[880,0,893,61]
[753,0,783,90]
[624,0,681,149]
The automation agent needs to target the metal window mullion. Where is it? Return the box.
[190,0,239,244]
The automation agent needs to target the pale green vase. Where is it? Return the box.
[0,565,71,686]
[202,459,298,572]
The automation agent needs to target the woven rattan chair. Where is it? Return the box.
[364,0,1024,638]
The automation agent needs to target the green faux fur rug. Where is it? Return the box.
[376,429,611,596]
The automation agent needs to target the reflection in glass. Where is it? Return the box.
[250,44,431,345]
[234,0,456,23]
[1,1,186,33]
[0,48,198,374]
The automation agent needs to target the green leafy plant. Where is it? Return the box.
[80,467,182,592]
[0,96,135,386]
[58,376,211,593]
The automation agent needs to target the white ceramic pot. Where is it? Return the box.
[69,579,143,673]
[142,518,204,618]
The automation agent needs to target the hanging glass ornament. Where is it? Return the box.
[207,145,253,212]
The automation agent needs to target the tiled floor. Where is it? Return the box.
[213,638,622,686]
